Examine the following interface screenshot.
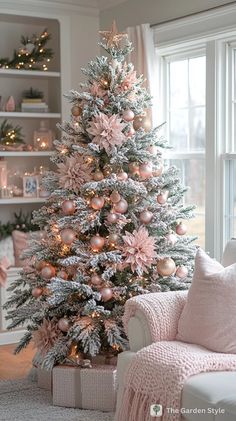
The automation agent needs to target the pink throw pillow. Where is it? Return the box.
[177,248,236,353]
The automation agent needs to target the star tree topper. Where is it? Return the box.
[99,20,128,48]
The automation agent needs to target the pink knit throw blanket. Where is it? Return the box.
[117,340,236,421]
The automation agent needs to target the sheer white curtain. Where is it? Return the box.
[126,23,159,127]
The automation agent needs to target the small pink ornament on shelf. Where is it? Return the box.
[33,121,54,151]
[5,96,15,112]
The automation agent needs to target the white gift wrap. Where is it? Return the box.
[53,364,117,411]
[37,367,52,390]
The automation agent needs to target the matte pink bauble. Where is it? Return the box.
[157,258,176,276]
[61,228,76,245]
[152,164,163,177]
[91,274,102,286]
[108,233,119,246]
[57,270,68,280]
[176,222,187,235]
[129,162,140,175]
[32,287,42,298]
[139,210,153,224]
[117,171,128,181]
[58,318,70,332]
[93,170,104,181]
[110,190,121,203]
[139,163,153,179]
[41,264,56,279]
[126,126,135,137]
[123,109,135,122]
[106,213,118,224]
[157,191,168,205]
[147,145,158,155]
[176,265,188,279]
[166,233,177,246]
[90,234,105,252]
[62,200,76,215]
[90,196,105,210]
[113,198,128,214]
[100,287,113,302]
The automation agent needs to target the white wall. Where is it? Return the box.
[100,0,235,29]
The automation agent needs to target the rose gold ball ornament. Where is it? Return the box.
[90,234,105,252]
[133,114,152,132]
[139,210,153,225]
[108,233,119,246]
[71,105,82,117]
[61,228,76,245]
[32,287,43,298]
[41,264,56,280]
[110,190,121,204]
[58,318,70,332]
[117,171,128,181]
[176,222,187,236]
[157,258,176,277]
[157,191,169,205]
[100,287,113,302]
[62,200,76,215]
[152,163,163,177]
[147,145,158,155]
[129,162,140,175]
[91,274,102,286]
[123,109,135,122]
[57,270,68,280]
[139,163,153,179]
[113,198,128,214]
[90,196,105,210]
[35,260,47,271]
[93,170,104,181]
[166,233,177,246]
[106,212,118,224]
[176,265,188,279]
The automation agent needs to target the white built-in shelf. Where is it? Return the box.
[0,69,60,78]
[0,197,46,205]
[0,151,53,157]
[0,112,61,118]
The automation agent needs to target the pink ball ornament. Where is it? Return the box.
[113,198,128,214]
[62,200,76,215]
[57,270,68,280]
[123,109,135,122]
[106,212,118,224]
[117,171,128,181]
[35,260,47,271]
[176,265,188,279]
[129,162,140,175]
[41,264,56,280]
[176,222,187,236]
[91,274,102,286]
[139,163,153,179]
[166,233,177,246]
[110,190,121,203]
[126,126,135,137]
[32,287,42,298]
[100,287,113,302]
[61,228,76,245]
[157,191,168,205]
[157,258,176,277]
[93,170,104,181]
[58,318,70,332]
[90,196,105,210]
[147,145,158,155]
[139,210,153,224]
[108,233,119,246]
[90,234,105,252]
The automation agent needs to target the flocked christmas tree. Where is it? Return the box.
[5,22,196,369]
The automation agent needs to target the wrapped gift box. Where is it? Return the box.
[53,364,117,411]
[37,367,52,390]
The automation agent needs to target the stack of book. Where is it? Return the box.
[21,98,48,113]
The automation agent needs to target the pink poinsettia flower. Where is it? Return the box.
[87,112,127,154]
[121,69,138,91]
[89,82,107,98]
[57,154,93,194]
[122,226,157,274]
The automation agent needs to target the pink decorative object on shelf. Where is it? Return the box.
[5,96,15,112]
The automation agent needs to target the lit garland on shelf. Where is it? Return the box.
[0,29,54,71]
[0,119,25,146]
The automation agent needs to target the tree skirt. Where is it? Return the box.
[0,378,114,421]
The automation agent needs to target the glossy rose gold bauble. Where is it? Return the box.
[133,115,152,132]
[166,233,177,246]
[139,163,153,179]
[57,270,68,280]
[106,213,118,224]
[41,264,56,280]
[71,105,82,117]
[123,109,135,122]
[61,228,76,245]
[90,196,105,210]
[90,234,105,252]
[62,200,76,215]
[157,191,169,205]
[108,233,119,246]
[91,274,102,286]
[117,171,128,181]
[129,162,140,175]
[100,287,113,302]
[110,190,121,203]
[113,198,128,214]
[157,258,176,277]
[147,145,158,155]
[176,265,188,279]
[152,164,163,177]
[32,287,42,298]
[93,170,104,181]
[35,260,47,271]
[58,318,70,332]
[139,210,153,224]
[176,222,187,236]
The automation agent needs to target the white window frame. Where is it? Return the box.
[153,3,236,260]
